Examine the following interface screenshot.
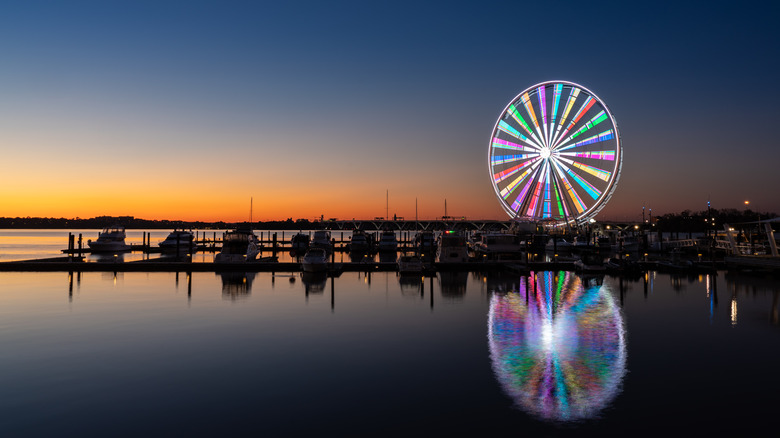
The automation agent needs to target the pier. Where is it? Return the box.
[1,223,775,276]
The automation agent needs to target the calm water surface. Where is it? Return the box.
[0,268,778,436]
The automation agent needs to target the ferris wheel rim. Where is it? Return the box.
[488,80,622,225]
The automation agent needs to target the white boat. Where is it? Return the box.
[436,230,469,262]
[612,235,640,252]
[159,229,197,253]
[87,225,131,253]
[301,247,329,272]
[377,230,398,252]
[311,230,333,252]
[397,254,423,274]
[413,231,436,253]
[348,229,371,253]
[214,227,261,263]
[290,233,310,253]
[473,232,524,260]
[545,237,574,251]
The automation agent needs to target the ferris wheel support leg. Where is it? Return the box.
[765,223,778,257]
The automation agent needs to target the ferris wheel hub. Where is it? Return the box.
[540,147,551,159]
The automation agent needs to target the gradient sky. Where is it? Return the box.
[1,1,778,222]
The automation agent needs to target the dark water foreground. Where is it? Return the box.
[0,270,777,436]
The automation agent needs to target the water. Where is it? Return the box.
[0,267,778,436]
[1,231,779,435]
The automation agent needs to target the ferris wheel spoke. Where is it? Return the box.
[556,150,616,161]
[554,110,608,150]
[550,87,580,147]
[520,92,545,147]
[508,162,545,213]
[493,157,537,184]
[525,160,550,217]
[550,161,587,214]
[491,154,535,166]
[548,84,563,147]
[556,156,611,182]
[557,129,615,152]
[507,104,542,145]
[553,160,603,200]
[537,86,549,148]
[492,135,538,153]
[551,177,569,219]
[501,112,544,150]
[499,158,542,200]
[552,97,595,149]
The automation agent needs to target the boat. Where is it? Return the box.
[311,230,333,252]
[87,225,131,252]
[348,229,371,253]
[612,235,640,252]
[377,230,398,252]
[301,247,329,272]
[290,233,310,254]
[473,232,524,260]
[604,257,642,274]
[436,230,469,263]
[159,229,197,253]
[413,231,437,254]
[397,254,423,274]
[214,227,261,263]
[573,258,606,273]
[545,237,574,251]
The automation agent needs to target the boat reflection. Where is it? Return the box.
[438,271,467,299]
[216,271,255,299]
[488,271,626,422]
[302,271,328,295]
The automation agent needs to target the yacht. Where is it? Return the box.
[88,225,131,253]
[377,230,398,252]
[311,230,333,252]
[301,247,329,272]
[348,229,371,253]
[413,231,436,254]
[159,229,197,253]
[290,233,310,254]
[545,237,574,251]
[215,227,261,263]
[473,232,524,260]
[436,230,469,263]
[397,254,423,274]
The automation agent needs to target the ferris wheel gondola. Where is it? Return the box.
[489,81,622,226]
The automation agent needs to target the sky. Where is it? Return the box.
[1,0,778,222]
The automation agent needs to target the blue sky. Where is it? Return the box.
[1,1,778,221]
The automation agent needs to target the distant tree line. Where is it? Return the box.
[654,208,777,233]
[1,209,776,231]
[0,216,320,230]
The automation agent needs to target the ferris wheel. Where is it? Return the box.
[489,80,622,225]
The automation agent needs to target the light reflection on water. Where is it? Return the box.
[488,271,626,422]
[0,269,779,435]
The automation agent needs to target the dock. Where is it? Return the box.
[0,258,586,273]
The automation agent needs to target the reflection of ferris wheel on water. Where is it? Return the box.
[489,81,622,225]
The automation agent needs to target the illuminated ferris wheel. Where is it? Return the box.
[489,80,622,225]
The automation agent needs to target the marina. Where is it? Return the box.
[2,225,775,276]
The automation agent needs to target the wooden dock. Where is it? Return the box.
[0,258,583,273]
